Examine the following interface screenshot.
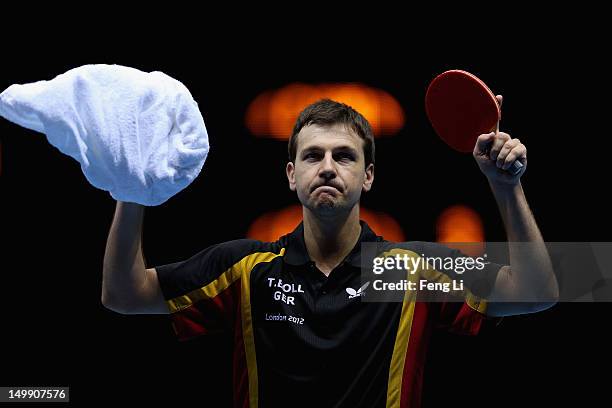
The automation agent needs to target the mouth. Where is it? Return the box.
[312,185,340,195]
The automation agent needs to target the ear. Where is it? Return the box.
[362,163,374,192]
[286,161,297,191]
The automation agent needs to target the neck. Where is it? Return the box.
[302,204,362,274]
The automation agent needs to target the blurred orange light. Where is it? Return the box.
[247,205,405,243]
[245,83,405,139]
[247,205,304,243]
[436,205,485,257]
[360,208,405,242]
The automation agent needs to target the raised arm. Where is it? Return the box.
[101,201,168,314]
[472,98,559,316]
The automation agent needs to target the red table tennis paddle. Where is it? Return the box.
[425,70,524,175]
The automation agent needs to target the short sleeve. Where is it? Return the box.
[156,239,261,341]
[418,242,504,335]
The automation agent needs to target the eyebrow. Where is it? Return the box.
[300,145,359,156]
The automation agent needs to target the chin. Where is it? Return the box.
[314,199,353,216]
[317,201,336,211]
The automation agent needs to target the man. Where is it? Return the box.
[101,98,558,407]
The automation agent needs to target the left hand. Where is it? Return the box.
[473,95,527,185]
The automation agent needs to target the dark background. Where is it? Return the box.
[0,31,609,406]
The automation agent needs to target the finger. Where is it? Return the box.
[489,132,511,161]
[474,132,496,155]
[502,145,527,170]
[495,139,520,168]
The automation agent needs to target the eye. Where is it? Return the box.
[335,152,355,162]
[303,152,321,161]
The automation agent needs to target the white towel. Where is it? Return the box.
[0,64,209,206]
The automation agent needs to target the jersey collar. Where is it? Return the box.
[283,219,381,267]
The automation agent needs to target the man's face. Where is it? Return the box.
[286,123,374,216]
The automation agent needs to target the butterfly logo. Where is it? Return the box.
[346,282,370,299]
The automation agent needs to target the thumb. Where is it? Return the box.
[496,94,503,107]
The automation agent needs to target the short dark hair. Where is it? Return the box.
[288,99,375,167]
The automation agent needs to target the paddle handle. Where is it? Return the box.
[509,159,524,175]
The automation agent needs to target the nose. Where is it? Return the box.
[318,152,337,180]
